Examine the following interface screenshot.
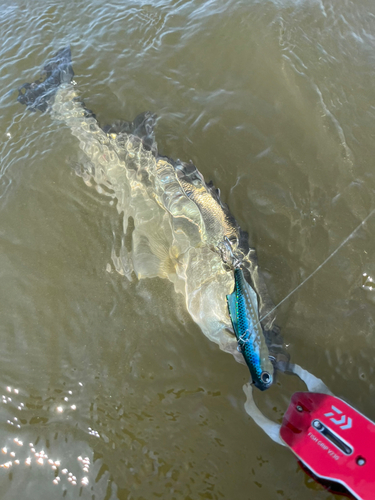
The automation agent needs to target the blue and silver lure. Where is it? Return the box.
[227,267,274,391]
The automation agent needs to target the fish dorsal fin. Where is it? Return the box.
[103,112,157,155]
[174,160,205,186]
[206,180,221,202]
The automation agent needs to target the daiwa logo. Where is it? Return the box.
[324,405,352,430]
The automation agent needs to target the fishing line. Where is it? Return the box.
[259,206,375,324]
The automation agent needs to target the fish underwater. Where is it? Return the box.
[17,47,288,388]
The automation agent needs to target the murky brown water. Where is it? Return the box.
[1,0,375,498]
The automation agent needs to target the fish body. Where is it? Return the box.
[227,268,274,390]
[175,163,241,250]
[17,47,287,372]
[17,47,245,263]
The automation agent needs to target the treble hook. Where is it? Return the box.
[219,236,242,269]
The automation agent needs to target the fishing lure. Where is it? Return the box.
[227,266,274,391]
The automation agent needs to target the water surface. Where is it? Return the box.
[1,0,375,498]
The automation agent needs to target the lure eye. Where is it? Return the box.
[261,371,272,385]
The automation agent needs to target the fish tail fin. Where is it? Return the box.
[18,46,74,112]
